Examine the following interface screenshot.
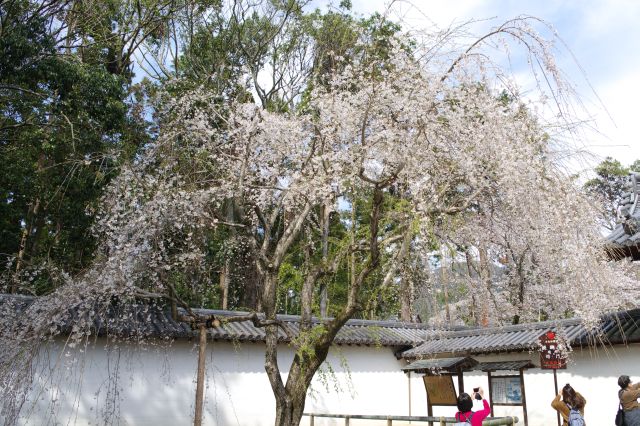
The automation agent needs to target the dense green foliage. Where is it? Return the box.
[584,157,640,229]
[0,0,148,293]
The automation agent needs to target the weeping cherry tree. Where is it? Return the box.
[1,17,636,426]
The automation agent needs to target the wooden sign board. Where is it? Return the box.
[490,375,523,404]
[539,331,567,370]
[423,375,457,405]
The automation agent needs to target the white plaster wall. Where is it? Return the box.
[10,339,640,425]
[11,338,413,426]
[303,345,415,426]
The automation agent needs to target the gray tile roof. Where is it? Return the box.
[471,360,535,372]
[401,359,535,373]
[209,310,435,346]
[401,308,640,359]
[5,295,639,357]
[401,356,478,373]
[606,173,640,259]
[0,294,433,348]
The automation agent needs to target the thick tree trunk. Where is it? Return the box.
[12,197,41,293]
[398,228,414,322]
[261,273,287,424]
[273,391,307,426]
[263,270,350,426]
[319,203,330,317]
[262,189,384,426]
[465,249,478,326]
[273,380,314,425]
[511,253,527,325]
[400,284,412,322]
[441,249,451,325]
[241,257,261,310]
[219,260,230,310]
[273,330,333,426]
[220,200,235,310]
[478,246,492,327]
[13,153,46,293]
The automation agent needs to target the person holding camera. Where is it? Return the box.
[551,383,586,426]
[454,386,491,426]
[618,375,640,425]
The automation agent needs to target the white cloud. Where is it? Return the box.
[345,0,640,167]
[579,0,640,38]
[587,70,640,164]
[351,0,484,29]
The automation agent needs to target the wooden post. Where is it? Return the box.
[408,371,412,419]
[553,369,560,426]
[439,416,445,426]
[457,368,464,394]
[426,377,434,426]
[487,371,495,417]
[194,323,207,426]
[519,369,529,426]
[309,415,314,426]
[345,415,350,426]
[387,416,392,426]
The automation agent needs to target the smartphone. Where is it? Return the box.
[473,387,482,400]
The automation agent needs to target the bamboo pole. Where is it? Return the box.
[302,413,519,425]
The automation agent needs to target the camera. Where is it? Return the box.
[473,387,482,400]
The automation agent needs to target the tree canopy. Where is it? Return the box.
[584,157,640,230]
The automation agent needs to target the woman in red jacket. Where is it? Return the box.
[454,386,492,426]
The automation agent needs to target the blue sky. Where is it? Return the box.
[343,0,640,170]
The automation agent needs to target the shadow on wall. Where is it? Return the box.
[304,345,410,421]
[12,338,409,425]
[18,339,244,425]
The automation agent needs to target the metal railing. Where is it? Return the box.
[303,413,519,425]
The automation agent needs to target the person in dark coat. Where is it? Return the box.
[619,375,640,426]
[551,383,586,426]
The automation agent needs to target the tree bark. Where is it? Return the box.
[262,188,385,426]
[274,351,323,426]
[399,284,412,322]
[261,273,287,421]
[465,249,478,326]
[319,202,330,318]
[220,200,235,310]
[398,227,414,322]
[478,246,492,327]
[219,260,230,310]
[241,256,261,311]
[12,197,41,293]
[441,249,451,325]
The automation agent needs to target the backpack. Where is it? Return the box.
[453,412,474,426]
[568,407,585,426]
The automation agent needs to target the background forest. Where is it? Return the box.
[1,0,637,328]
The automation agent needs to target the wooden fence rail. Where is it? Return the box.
[302,413,519,426]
